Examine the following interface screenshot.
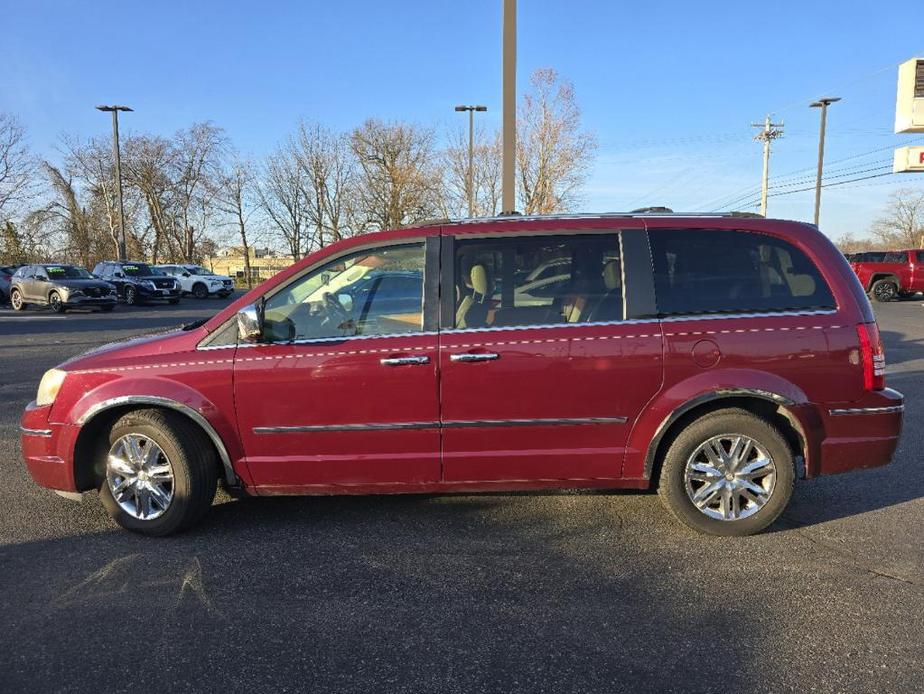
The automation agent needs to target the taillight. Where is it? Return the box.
[857,322,885,391]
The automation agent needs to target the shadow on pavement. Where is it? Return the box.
[0,492,761,692]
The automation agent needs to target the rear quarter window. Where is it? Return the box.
[649,229,836,316]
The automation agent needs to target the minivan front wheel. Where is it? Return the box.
[657,409,794,536]
[98,409,218,536]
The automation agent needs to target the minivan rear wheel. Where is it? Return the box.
[657,408,794,536]
[98,409,218,536]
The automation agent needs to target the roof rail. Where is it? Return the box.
[449,210,766,224]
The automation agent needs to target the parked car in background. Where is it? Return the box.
[0,265,18,304]
[92,261,182,305]
[848,249,924,301]
[21,213,902,537]
[9,264,117,313]
[154,264,234,299]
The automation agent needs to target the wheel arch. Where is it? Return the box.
[867,273,900,291]
[638,388,816,486]
[72,395,239,491]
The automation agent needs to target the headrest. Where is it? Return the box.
[471,264,489,295]
[787,273,816,297]
[603,260,621,290]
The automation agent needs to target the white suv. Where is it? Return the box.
[155,264,235,299]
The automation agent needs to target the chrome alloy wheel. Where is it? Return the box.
[683,434,776,521]
[106,434,175,520]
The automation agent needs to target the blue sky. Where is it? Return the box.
[2,0,923,239]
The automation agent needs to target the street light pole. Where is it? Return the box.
[96,105,133,261]
[810,97,841,226]
[455,105,487,217]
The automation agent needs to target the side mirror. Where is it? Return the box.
[237,303,263,342]
[114,272,124,278]
[182,272,190,278]
[35,275,48,282]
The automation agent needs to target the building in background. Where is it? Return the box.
[204,246,295,287]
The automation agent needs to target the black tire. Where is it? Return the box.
[657,408,795,536]
[49,291,65,313]
[871,279,898,302]
[124,285,139,305]
[192,282,208,299]
[98,409,218,536]
[10,288,26,311]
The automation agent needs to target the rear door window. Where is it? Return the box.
[649,229,836,316]
[452,234,623,329]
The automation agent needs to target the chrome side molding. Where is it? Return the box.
[828,405,905,416]
[254,416,627,435]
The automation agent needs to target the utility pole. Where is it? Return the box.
[454,105,488,217]
[96,105,133,260]
[501,0,516,214]
[751,114,784,217]
[810,97,840,226]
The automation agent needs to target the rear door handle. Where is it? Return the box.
[450,353,500,363]
[380,356,430,366]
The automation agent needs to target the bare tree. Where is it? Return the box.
[350,119,442,231]
[170,122,227,261]
[30,163,94,267]
[0,113,36,223]
[443,125,502,218]
[870,188,924,248]
[833,232,877,255]
[516,68,597,214]
[63,135,133,260]
[216,157,258,287]
[122,134,178,262]
[296,121,355,247]
[259,141,310,259]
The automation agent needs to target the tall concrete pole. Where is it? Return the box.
[502,0,516,214]
[811,97,840,226]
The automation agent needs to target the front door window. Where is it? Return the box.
[262,243,426,342]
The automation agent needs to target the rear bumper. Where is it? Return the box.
[816,388,904,476]
[20,402,79,491]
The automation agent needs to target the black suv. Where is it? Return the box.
[10,264,117,313]
[92,261,182,305]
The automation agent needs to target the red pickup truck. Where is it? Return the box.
[847,250,924,301]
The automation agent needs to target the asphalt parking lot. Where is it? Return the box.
[1,296,922,693]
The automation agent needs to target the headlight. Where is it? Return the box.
[36,369,67,406]
[141,280,156,290]
[68,289,84,297]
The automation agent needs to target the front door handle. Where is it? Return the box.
[450,353,500,363]
[380,355,430,366]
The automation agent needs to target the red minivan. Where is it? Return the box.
[20,214,904,536]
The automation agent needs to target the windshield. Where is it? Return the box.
[185,266,214,276]
[121,264,156,276]
[45,265,92,280]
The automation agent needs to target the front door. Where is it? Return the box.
[233,239,441,491]
[439,229,664,482]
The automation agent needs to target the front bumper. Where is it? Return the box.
[139,287,182,300]
[63,294,116,308]
[20,401,79,491]
[816,387,904,476]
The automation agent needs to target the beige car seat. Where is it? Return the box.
[456,264,492,328]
